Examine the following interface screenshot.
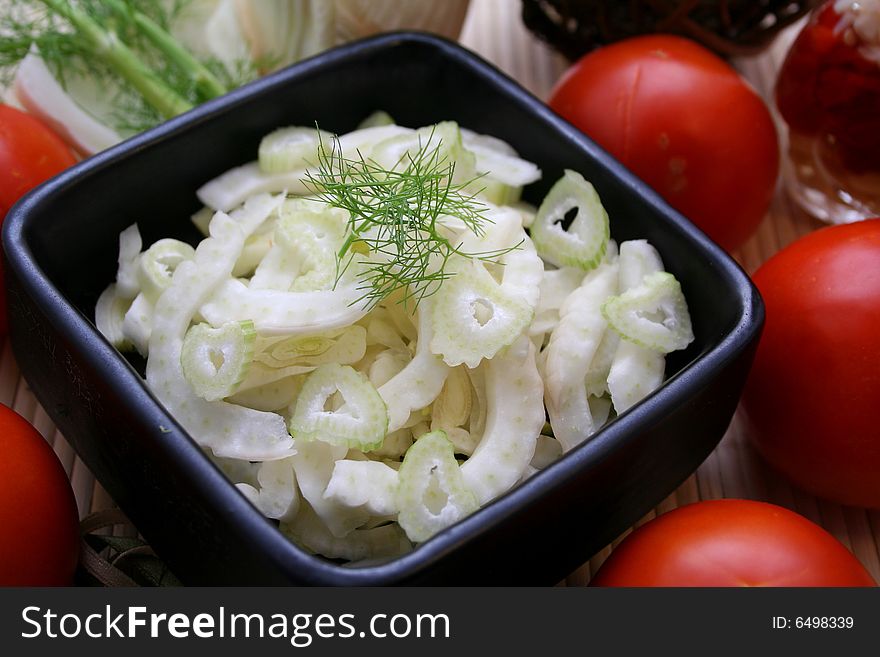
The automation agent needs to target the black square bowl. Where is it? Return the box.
[2,32,762,585]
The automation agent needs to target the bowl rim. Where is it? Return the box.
[2,30,763,585]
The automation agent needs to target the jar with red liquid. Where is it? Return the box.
[776,0,880,223]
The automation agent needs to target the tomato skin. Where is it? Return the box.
[741,220,880,509]
[0,105,76,217]
[0,105,77,336]
[591,500,875,587]
[548,35,779,252]
[0,404,80,586]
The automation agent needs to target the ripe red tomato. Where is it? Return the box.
[0,104,77,335]
[0,403,80,585]
[591,500,876,587]
[741,220,880,508]
[549,35,778,252]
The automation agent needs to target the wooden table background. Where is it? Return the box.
[3,0,878,585]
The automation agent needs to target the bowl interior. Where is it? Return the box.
[22,37,741,363]
[5,33,755,584]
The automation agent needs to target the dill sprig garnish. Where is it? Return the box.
[304,132,518,310]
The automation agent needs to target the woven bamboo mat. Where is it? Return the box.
[3,0,878,584]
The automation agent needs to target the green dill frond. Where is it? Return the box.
[136,0,191,30]
[206,56,261,91]
[106,86,164,134]
[0,2,76,85]
[304,131,519,310]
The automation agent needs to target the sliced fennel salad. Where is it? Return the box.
[95,114,694,562]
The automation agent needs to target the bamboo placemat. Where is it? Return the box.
[3,0,878,584]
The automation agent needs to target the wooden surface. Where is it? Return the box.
[3,0,878,584]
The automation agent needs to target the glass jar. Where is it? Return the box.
[776,0,880,223]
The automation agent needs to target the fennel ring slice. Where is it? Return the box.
[138,238,196,302]
[289,363,389,451]
[397,430,479,543]
[430,259,532,368]
[530,169,610,270]
[602,271,694,353]
[181,320,255,402]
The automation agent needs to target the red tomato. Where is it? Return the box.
[0,403,80,585]
[548,35,779,252]
[591,500,876,587]
[0,105,77,335]
[741,220,880,508]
